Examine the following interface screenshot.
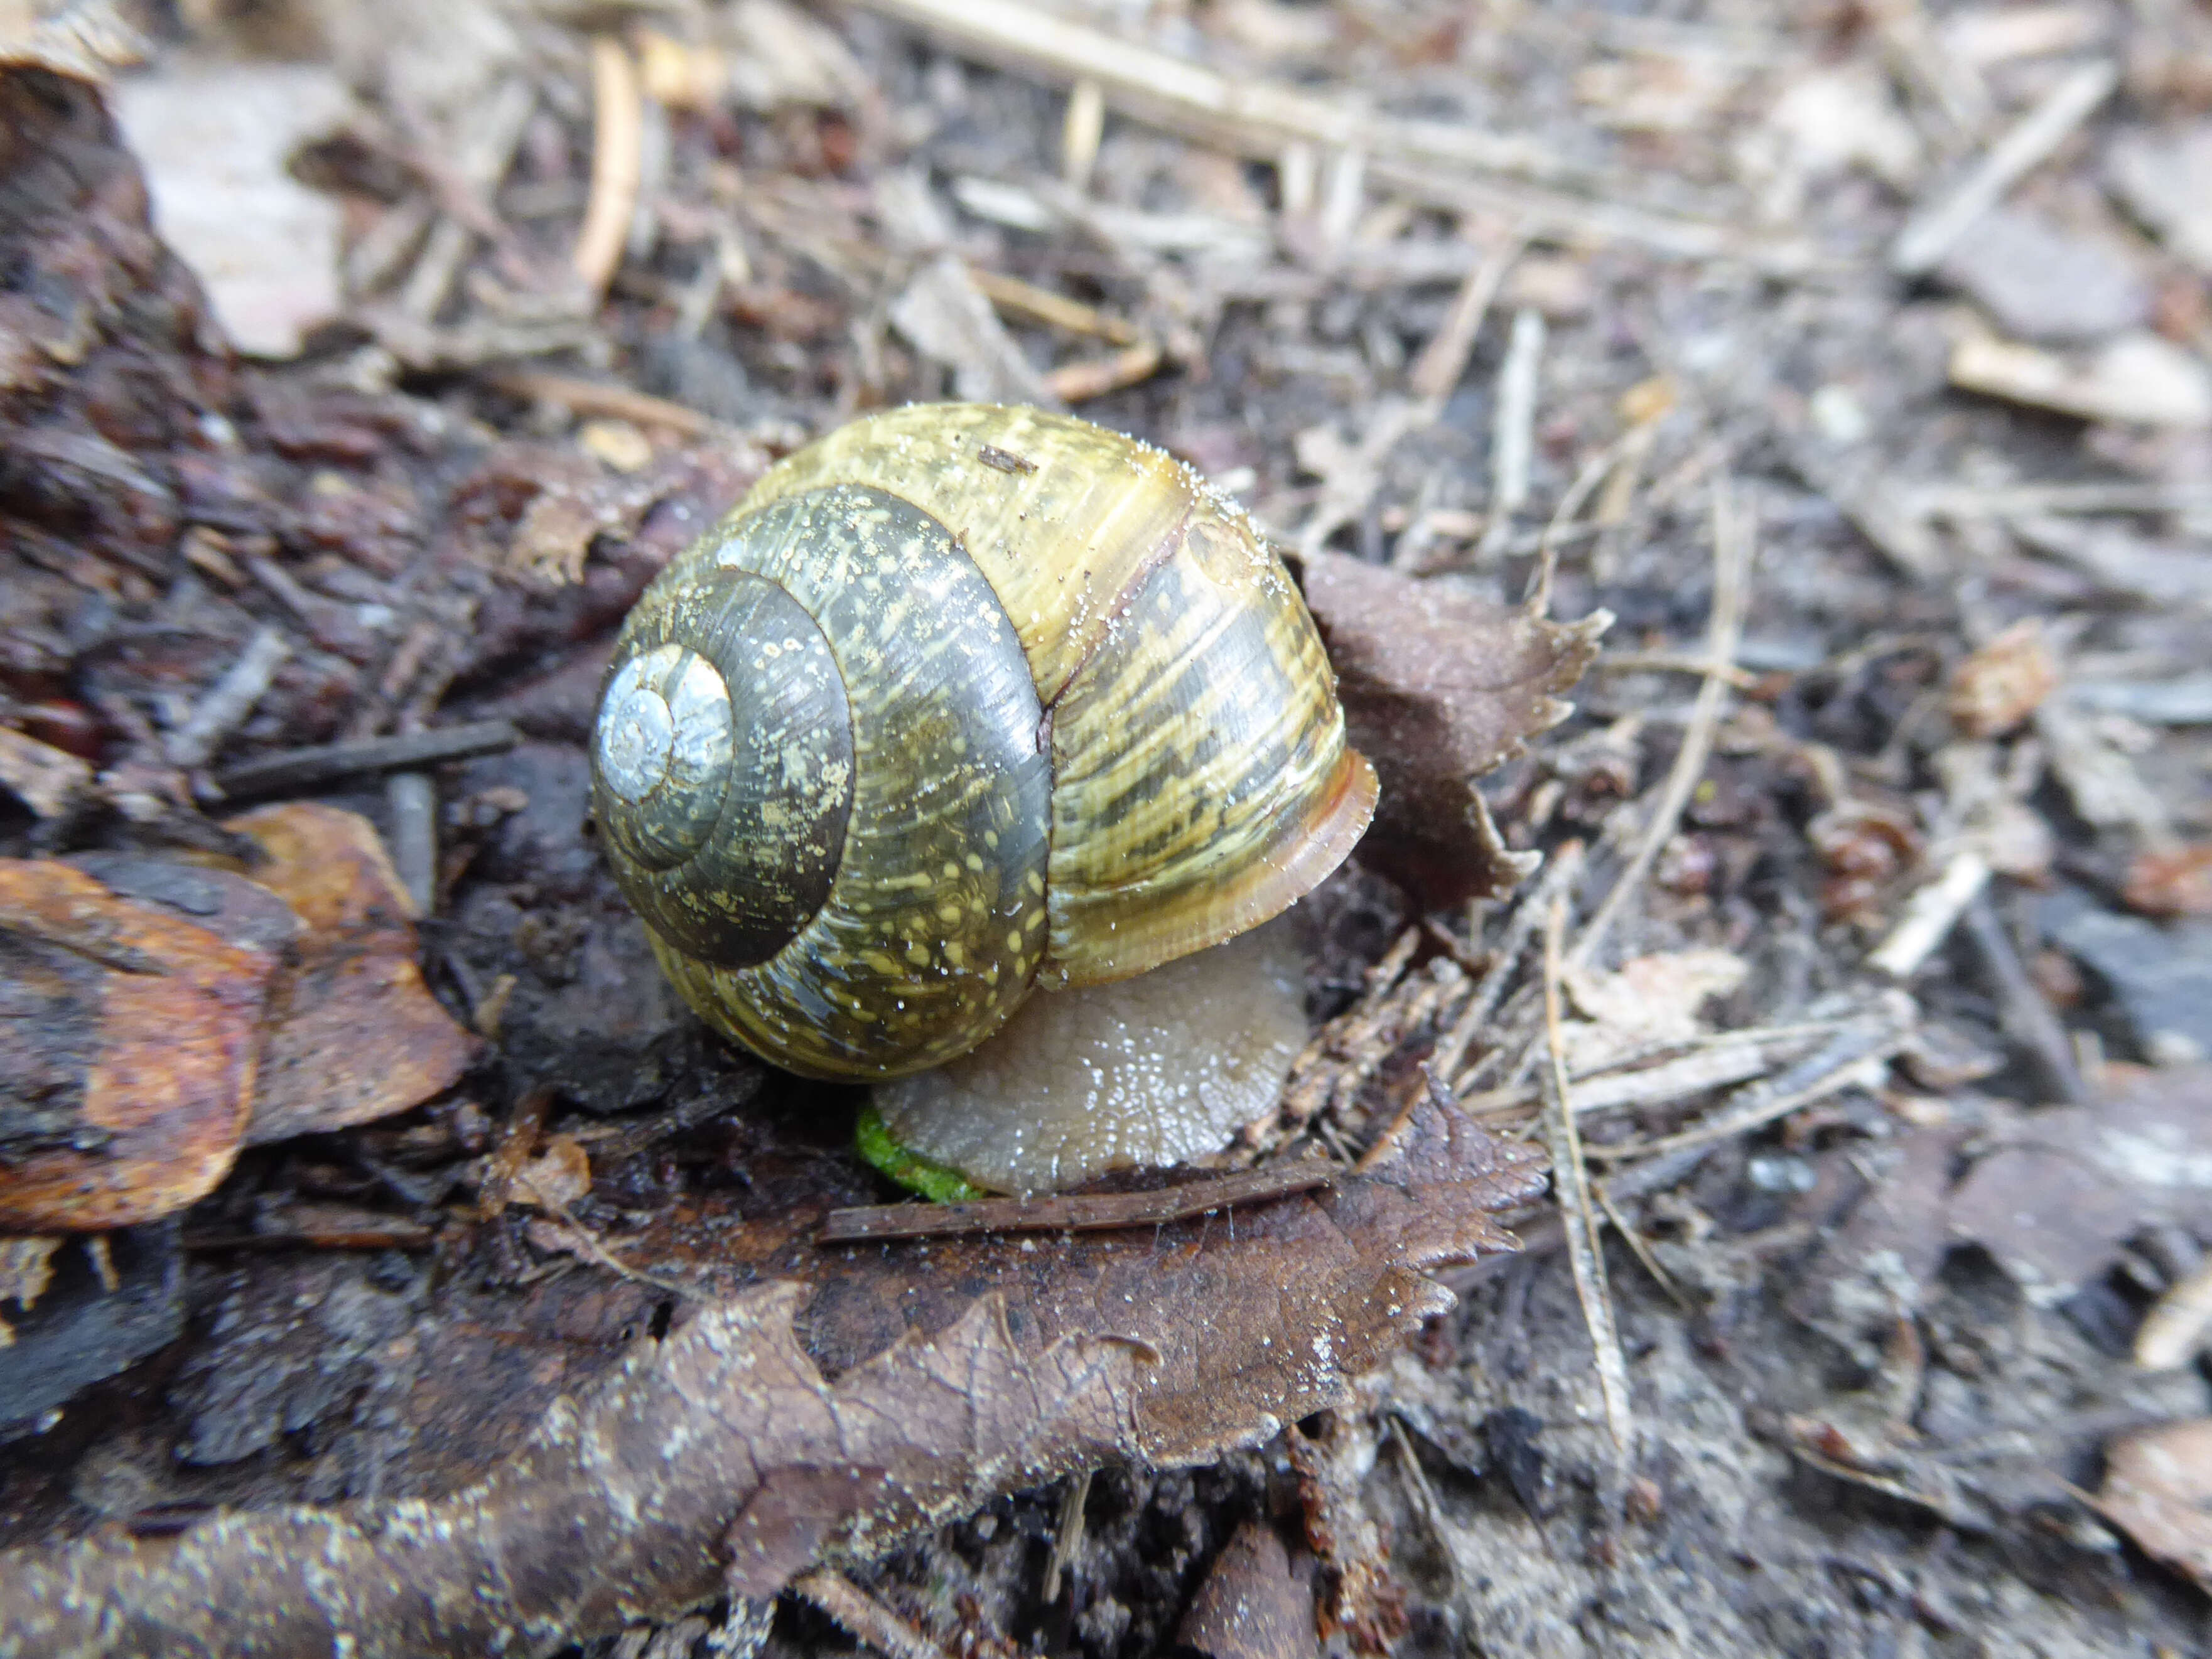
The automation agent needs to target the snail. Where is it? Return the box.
[590,403,1376,1193]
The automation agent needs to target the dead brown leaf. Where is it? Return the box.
[1948,618,2059,738]
[0,1101,1543,1654]
[0,858,291,1232]
[1177,1519,1320,1659]
[217,803,480,1144]
[2123,844,2212,919]
[2095,1418,2212,1589]
[1297,550,1605,906]
[1946,1066,2212,1294]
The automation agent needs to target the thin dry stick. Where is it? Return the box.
[575,36,645,296]
[1475,308,1547,562]
[490,369,717,436]
[1044,1469,1091,1603]
[1523,434,1624,618]
[818,1160,1334,1243]
[1569,474,1752,972]
[1541,893,1632,1451]
[1587,1000,1911,1161]
[850,0,1811,271]
[1405,230,1524,405]
[1891,57,2117,274]
[1866,847,1991,979]
[1433,841,1587,1084]
[166,626,291,769]
[791,1569,956,1659]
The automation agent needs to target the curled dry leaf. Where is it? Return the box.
[1297,550,1606,906]
[2095,1419,2212,1590]
[0,1101,1544,1656]
[0,857,293,1232]
[217,803,481,1145]
[1948,618,2059,738]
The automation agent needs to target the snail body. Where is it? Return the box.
[592,404,1375,1144]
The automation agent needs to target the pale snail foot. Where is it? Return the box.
[868,918,1307,1196]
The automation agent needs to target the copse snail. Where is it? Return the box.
[590,403,1376,1193]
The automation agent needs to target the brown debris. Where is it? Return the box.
[1948,618,2060,739]
[2095,1419,2212,1591]
[2123,844,2212,918]
[0,858,288,1231]
[1177,1519,1320,1659]
[0,1100,1541,1653]
[1288,1410,1405,1658]
[217,803,479,1145]
[1298,550,1605,906]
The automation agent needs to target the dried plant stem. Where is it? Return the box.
[1406,230,1523,405]
[1434,842,1586,1085]
[490,369,718,435]
[1476,308,1547,562]
[819,1161,1334,1243]
[575,36,645,296]
[792,1570,957,1659]
[1570,474,1752,971]
[850,0,1810,270]
[1891,58,2117,275]
[1541,893,1633,1451]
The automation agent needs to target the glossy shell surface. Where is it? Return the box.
[593,403,1376,1080]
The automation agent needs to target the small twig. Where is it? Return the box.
[166,626,290,770]
[1405,229,1523,405]
[819,1161,1334,1243]
[212,721,517,798]
[968,267,1139,343]
[489,369,716,436]
[1589,998,1911,1161]
[1592,650,1761,689]
[1866,849,1991,980]
[1475,308,1546,562]
[1592,1182,1688,1311]
[1541,893,1632,1451]
[384,771,437,916]
[1890,58,2118,275]
[1042,339,1164,402]
[591,1072,765,1163]
[790,1569,956,1659]
[182,1225,438,1253]
[1044,1469,1091,1603]
[850,0,1813,271]
[1570,475,1752,970]
[575,36,645,297]
[1960,891,2092,1109]
[1060,76,1104,190]
[1524,434,1622,618]
[522,1179,705,1304]
[1433,843,1586,1085]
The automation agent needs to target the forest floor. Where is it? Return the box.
[4,2,2212,1656]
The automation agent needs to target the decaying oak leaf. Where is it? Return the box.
[215,803,480,1144]
[1297,551,1607,905]
[0,857,292,1232]
[1,1102,1545,1655]
[2094,1418,2212,1590]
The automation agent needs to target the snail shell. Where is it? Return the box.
[591,403,1376,1083]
